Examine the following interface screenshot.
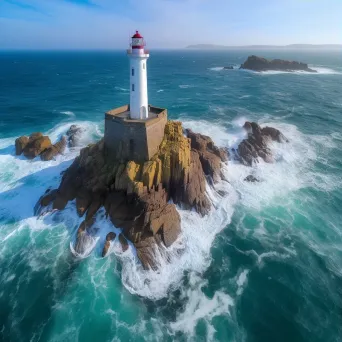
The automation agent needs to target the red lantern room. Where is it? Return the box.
[131,31,145,49]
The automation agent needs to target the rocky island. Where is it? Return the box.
[34,120,228,269]
[29,118,287,270]
[240,55,317,73]
[20,31,288,271]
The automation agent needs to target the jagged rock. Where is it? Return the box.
[182,150,210,215]
[261,126,289,143]
[40,136,67,161]
[40,189,58,206]
[76,190,92,217]
[66,125,84,147]
[102,232,116,257]
[34,189,58,215]
[186,128,228,183]
[86,197,103,221]
[240,55,317,73]
[74,219,96,255]
[119,234,129,252]
[15,136,29,155]
[106,232,116,241]
[244,175,260,183]
[15,132,67,160]
[53,193,69,210]
[238,121,288,166]
[38,121,228,269]
[22,133,52,159]
[135,236,160,270]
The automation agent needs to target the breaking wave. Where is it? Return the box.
[246,66,342,75]
[208,66,238,71]
[60,110,75,116]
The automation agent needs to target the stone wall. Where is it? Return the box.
[104,105,167,162]
[146,113,167,160]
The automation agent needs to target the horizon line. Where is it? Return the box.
[1,43,341,52]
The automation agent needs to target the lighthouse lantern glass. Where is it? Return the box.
[132,38,143,47]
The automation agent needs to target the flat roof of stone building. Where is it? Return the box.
[105,105,167,126]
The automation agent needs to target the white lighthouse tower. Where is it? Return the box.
[127,31,149,120]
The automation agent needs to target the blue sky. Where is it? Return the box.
[0,0,341,49]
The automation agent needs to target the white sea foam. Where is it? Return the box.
[252,66,342,75]
[209,66,238,71]
[60,111,75,116]
[179,84,194,89]
[0,113,340,340]
[169,273,234,341]
[115,86,129,92]
[209,67,224,71]
[118,173,238,299]
[0,120,102,224]
[157,89,164,92]
[116,116,341,301]
[236,269,250,296]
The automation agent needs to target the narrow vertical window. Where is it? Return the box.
[132,68,134,76]
[132,84,135,91]
[143,63,145,69]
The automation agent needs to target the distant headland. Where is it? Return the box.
[186,44,342,50]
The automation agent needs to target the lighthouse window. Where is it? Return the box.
[132,68,134,76]
[143,63,145,69]
[132,84,135,91]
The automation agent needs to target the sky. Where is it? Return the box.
[0,0,341,49]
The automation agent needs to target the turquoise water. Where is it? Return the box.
[0,50,342,342]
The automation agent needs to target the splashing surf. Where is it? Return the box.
[0,116,340,304]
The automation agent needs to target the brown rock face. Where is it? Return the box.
[74,219,97,255]
[76,190,92,217]
[22,134,52,159]
[102,232,116,257]
[37,121,227,269]
[15,136,29,155]
[40,136,67,161]
[240,55,317,73]
[186,129,228,183]
[119,234,129,252]
[238,121,288,166]
[16,130,70,161]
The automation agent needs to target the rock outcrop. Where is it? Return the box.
[36,121,228,269]
[15,131,68,161]
[238,121,288,166]
[15,136,29,155]
[41,136,67,161]
[15,133,52,159]
[66,125,84,147]
[244,175,260,183]
[240,55,317,73]
[102,232,116,257]
[186,129,228,183]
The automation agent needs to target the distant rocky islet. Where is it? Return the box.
[240,55,317,72]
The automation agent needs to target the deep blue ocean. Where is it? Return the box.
[0,49,342,342]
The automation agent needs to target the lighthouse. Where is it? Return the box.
[127,31,149,120]
[104,31,167,162]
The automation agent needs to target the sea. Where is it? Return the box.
[0,49,341,342]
